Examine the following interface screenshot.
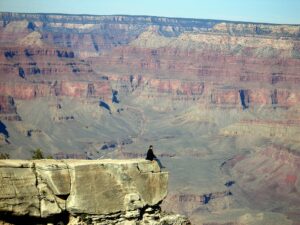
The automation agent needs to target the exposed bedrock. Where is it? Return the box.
[94,46,300,81]
[1,12,300,56]
[162,191,233,216]
[0,80,111,100]
[220,119,300,142]
[0,96,16,114]
[0,96,21,121]
[1,13,300,109]
[92,36,300,85]
[91,40,300,108]
[210,88,300,108]
[107,73,300,108]
[0,46,94,79]
[224,146,300,224]
[0,159,190,225]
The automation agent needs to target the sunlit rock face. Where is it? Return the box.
[0,159,189,224]
[1,12,300,108]
[0,12,300,225]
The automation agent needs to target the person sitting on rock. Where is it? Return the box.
[146,145,165,169]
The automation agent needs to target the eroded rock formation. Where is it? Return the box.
[228,146,300,207]
[1,12,300,109]
[0,159,190,225]
[0,96,21,121]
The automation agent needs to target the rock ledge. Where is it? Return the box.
[0,159,190,225]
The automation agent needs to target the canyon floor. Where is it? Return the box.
[0,13,300,225]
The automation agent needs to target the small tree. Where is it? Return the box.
[46,155,53,159]
[0,153,10,159]
[31,148,44,160]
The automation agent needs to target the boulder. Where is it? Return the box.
[66,159,168,214]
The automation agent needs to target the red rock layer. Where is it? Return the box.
[0,95,21,121]
[0,80,111,100]
[230,146,300,205]
[0,46,94,79]
[0,96,16,114]
[162,191,232,216]
[91,46,300,108]
[92,47,300,84]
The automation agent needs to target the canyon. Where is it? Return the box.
[0,12,299,225]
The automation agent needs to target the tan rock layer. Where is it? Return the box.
[0,159,168,218]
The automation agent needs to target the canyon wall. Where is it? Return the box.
[1,12,300,109]
[224,146,300,224]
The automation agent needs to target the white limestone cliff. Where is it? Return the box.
[0,159,190,225]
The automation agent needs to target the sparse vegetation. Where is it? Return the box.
[31,148,44,159]
[31,148,54,159]
[0,153,10,159]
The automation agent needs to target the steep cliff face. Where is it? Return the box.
[0,81,111,101]
[90,29,300,110]
[0,96,21,121]
[0,159,190,225]
[1,12,300,108]
[1,12,299,54]
[0,96,16,114]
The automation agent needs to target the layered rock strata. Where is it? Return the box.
[0,96,21,121]
[1,12,300,56]
[228,146,300,206]
[1,13,300,109]
[0,81,111,100]
[0,159,190,225]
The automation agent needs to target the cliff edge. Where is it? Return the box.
[0,159,190,225]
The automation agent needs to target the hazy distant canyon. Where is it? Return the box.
[0,12,299,225]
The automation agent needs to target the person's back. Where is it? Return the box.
[146,145,156,161]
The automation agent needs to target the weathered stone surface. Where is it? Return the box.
[0,159,173,223]
[66,159,168,214]
[124,193,146,212]
[35,160,70,196]
[159,214,191,225]
[71,206,191,225]
[0,160,39,217]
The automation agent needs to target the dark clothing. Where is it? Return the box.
[146,149,156,161]
[146,148,165,169]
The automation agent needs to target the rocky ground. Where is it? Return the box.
[0,159,190,225]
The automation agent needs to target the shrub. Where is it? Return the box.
[31,148,44,160]
[0,153,10,159]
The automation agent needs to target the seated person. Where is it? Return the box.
[146,145,165,169]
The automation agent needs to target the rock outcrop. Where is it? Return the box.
[0,80,111,100]
[0,159,190,225]
[0,96,21,121]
